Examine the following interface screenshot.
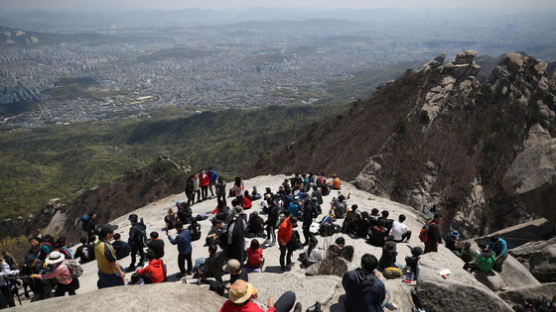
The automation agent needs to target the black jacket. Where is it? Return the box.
[342,269,385,312]
[147,239,165,259]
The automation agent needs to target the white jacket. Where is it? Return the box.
[0,261,19,286]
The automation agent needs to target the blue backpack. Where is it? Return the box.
[81,214,90,231]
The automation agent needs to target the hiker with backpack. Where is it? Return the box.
[56,237,74,259]
[128,214,147,271]
[30,251,80,297]
[74,237,94,264]
[463,241,496,273]
[420,213,443,253]
[263,199,279,246]
[489,235,508,272]
[81,212,97,243]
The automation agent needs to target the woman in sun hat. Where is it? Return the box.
[30,251,79,296]
[219,279,300,312]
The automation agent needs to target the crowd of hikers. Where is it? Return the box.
[1,170,555,312]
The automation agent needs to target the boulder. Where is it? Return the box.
[502,138,556,223]
[499,283,556,305]
[415,252,513,312]
[509,236,556,283]
[12,282,226,312]
[497,255,540,288]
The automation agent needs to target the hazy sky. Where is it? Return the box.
[1,0,555,11]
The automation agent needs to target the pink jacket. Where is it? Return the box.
[39,261,73,285]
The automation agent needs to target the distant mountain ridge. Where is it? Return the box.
[249,51,556,237]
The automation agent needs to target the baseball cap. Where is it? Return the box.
[99,224,118,237]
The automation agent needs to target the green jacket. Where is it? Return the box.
[475,250,495,272]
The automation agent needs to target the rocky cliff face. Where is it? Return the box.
[250,51,556,237]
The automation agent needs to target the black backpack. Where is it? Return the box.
[189,222,201,241]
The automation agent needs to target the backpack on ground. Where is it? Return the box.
[66,259,83,279]
[419,220,435,243]
[189,222,201,241]
[306,302,322,312]
[383,266,403,279]
[81,214,90,231]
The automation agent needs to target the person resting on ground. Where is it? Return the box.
[445,230,462,255]
[300,236,323,268]
[463,241,495,273]
[137,249,166,284]
[219,279,301,312]
[404,246,423,279]
[378,240,398,271]
[305,245,349,277]
[335,237,354,262]
[342,253,385,312]
[246,239,264,271]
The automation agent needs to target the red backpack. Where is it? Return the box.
[419,220,435,243]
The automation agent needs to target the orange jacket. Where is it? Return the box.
[278,217,293,246]
[333,177,341,189]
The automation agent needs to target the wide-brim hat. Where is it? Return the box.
[229,280,254,304]
[46,251,65,266]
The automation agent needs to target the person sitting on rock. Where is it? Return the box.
[404,246,423,279]
[335,237,354,262]
[463,241,496,273]
[300,236,323,268]
[367,207,378,224]
[445,230,462,255]
[356,211,371,238]
[74,237,94,264]
[224,259,248,284]
[246,212,265,238]
[147,231,165,259]
[112,233,131,260]
[219,279,300,312]
[391,214,411,243]
[246,239,264,271]
[342,254,385,312]
[137,249,165,284]
[378,210,394,232]
[165,208,179,230]
[377,239,398,271]
[460,242,474,264]
[243,190,253,210]
[368,219,389,247]
[332,174,341,190]
[305,245,349,277]
[488,235,508,272]
[197,244,226,283]
[341,204,360,235]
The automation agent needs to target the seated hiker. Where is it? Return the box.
[177,202,194,225]
[341,204,360,234]
[137,250,165,284]
[224,259,248,284]
[377,240,398,271]
[197,244,226,283]
[369,208,380,227]
[319,212,337,237]
[332,174,341,190]
[246,239,264,271]
[460,242,474,264]
[446,230,462,255]
[368,219,389,247]
[488,235,508,272]
[243,190,253,210]
[342,254,385,312]
[112,233,131,260]
[165,208,179,229]
[391,214,411,243]
[404,246,423,279]
[463,241,496,273]
[147,231,165,259]
[332,195,347,219]
[355,211,371,238]
[379,210,394,232]
[246,212,265,238]
[335,237,354,262]
[300,236,323,268]
[219,279,300,312]
[305,245,349,278]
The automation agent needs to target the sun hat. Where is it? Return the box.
[229,280,254,304]
[45,251,65,266]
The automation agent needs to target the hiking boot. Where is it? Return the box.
[293,302,302,312]
[126,265,136,272]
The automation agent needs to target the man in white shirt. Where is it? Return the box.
[391,214,411,243]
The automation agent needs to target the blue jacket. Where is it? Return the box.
[208,170,219,184]
[168,229,192,255]
[489,238,507,257]
[342,269,385,312]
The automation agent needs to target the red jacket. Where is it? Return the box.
[200,174,210,187]
[243,195,252,209]
[247,247,262,268]
[137,258,165,283]
[219,300,275,312]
